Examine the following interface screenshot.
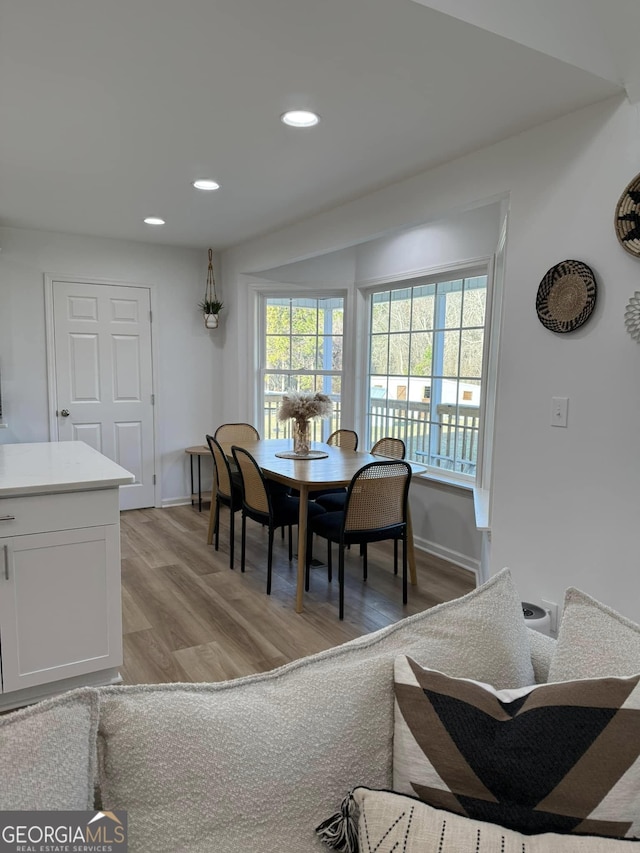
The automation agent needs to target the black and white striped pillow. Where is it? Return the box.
[338,788,633,853]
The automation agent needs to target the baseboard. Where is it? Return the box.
[162,497,193,508]
[413,535,480,581]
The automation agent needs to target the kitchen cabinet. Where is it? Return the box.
[0,442,134,710]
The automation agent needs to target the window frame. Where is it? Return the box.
[258,290,348,441]
[359,258,494,488]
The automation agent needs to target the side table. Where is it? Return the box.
[185,445,211,511]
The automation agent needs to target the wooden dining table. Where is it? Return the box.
[219,437,424,613]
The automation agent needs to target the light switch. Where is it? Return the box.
[551,396,568,428]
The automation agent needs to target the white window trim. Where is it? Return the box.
[253,285,350,433]
[357,256,494,489]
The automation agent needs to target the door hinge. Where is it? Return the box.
[151,394,155,405]
[153,474,156,485]
[149,310,153,323]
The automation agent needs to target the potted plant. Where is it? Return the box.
[199,297,224,329]
[200,249,224,328]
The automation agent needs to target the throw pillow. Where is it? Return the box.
[98,568,534,853]
[393,656,640,839]
[0,687,99,810]
[549,587,640,681]
[318,787,636,852]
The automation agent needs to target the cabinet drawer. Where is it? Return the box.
[0,489,119,537]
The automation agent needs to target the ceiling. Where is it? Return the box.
[0,0,631,251]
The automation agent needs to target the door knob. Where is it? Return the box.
[59,409,70,417]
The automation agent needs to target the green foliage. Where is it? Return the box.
[199,298,224,314]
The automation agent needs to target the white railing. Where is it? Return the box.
[368,399,479,474]
[263,393,480,475]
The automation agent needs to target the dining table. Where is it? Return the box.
[220,437,425,613]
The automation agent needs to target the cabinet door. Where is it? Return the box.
[0,525,122,693]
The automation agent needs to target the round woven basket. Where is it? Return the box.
[615,172,640,257]
[535,259,597,334]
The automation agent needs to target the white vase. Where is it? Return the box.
[204,313,219,329]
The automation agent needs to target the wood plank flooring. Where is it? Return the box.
[119,503,475,685]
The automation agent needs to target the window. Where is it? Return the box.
[367,270,488,481]
[261,295,345,440]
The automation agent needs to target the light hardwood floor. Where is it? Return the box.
[119,503,475,685]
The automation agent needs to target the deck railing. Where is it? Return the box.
[263,394,480,475]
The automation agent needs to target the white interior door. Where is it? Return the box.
[50,280,155,510]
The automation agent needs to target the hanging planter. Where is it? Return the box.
[199,248,224,329]
[202,309,221,329]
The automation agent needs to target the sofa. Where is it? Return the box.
[2,568,639,853]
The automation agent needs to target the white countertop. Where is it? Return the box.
[0,441,135,497]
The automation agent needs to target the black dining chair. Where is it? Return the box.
[213,422,260,442]
[309,459,412,619]
[231,445,326,594]
[205,434,243,568]
[315,435,405,512]
[370,436,406,460]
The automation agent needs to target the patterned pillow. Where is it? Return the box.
[322,788,635,852]
[393,656,640,839]
[549,587,640,681]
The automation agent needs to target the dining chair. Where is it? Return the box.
[309,460,412,619]
[231,445,326,595]
[326,428,358,451]
[315,435,406,512]
[205,434,243,568]
[371,436,406,459]
[300,427,360,504]
[214,422,260,442]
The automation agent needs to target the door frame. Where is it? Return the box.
[44,274,160,509]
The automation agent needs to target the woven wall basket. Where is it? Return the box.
[615,172,640,257]
[535,259,597,334]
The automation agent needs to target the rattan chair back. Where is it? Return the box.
[327,429,358,451]
[344,460,411,533]
[214,422,260,443]
[370,436,406,460]
[231,446,270,515]
[205,435,234,500]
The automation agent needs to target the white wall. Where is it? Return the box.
[222,93,640,619]
[353,204,501,282]
[0,227,218,504]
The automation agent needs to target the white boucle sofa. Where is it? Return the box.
[1,570,556,853]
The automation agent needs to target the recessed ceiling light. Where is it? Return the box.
[280,110,320,128]
[192,179,220,191]
[144,216,165,226]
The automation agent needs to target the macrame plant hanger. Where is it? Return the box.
[203,248,221,329]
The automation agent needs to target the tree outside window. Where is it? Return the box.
[262,296,344,440]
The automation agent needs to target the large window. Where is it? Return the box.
[261,296,344,440]
[367,270,488,480]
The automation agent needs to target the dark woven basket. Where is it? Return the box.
[615,172,640,257]
[535,259,597,334]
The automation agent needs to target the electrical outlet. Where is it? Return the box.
[542,599,559,635]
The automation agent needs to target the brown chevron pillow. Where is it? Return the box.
[393,656,640,839]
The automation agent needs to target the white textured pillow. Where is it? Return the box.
[348,788,633,853]
[98,569,534,853]
[549,587,640,681]
[0,687,99,810]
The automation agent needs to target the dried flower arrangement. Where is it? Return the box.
[278,391,333,425]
